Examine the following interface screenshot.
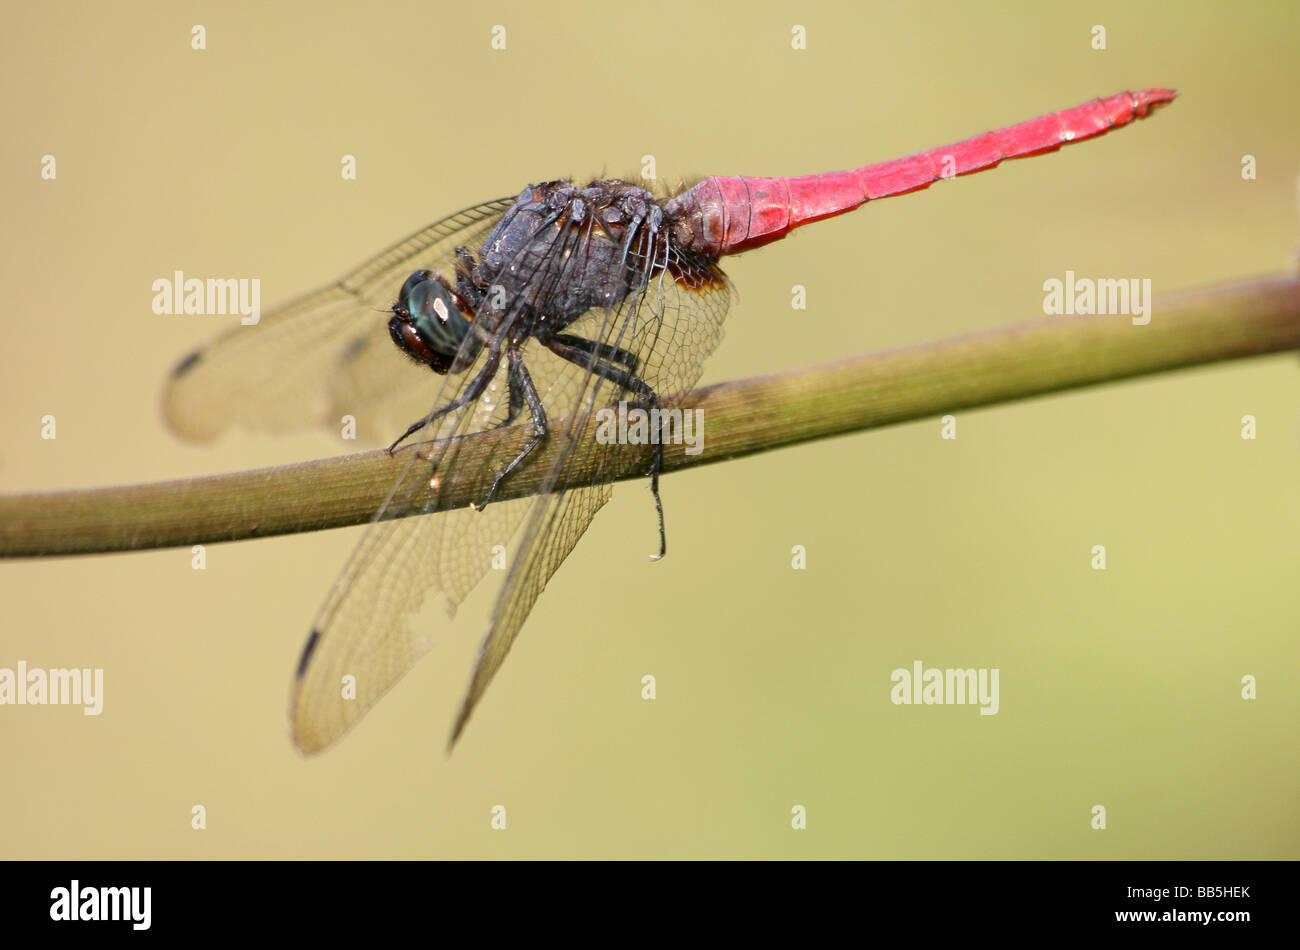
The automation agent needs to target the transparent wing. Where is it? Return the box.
[451,247,733,743]
[291,497,537,754]
[161,198,514,442]
[290,206,733,754]
[290,335,535,754]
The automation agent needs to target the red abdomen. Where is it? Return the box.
[664,88,1176,258]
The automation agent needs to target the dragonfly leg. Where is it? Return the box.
[545,335,667,560]
[491,369,526,429]
[386,346,503,454]
[547,332,640,372]
[475,340,548,510]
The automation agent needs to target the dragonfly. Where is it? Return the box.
[162,88,1175,754]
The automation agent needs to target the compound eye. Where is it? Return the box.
[407,278,471,353]
[398,269,436,307]
[410,280,454,326]
[390,319,432,360]
[388,313,454,374]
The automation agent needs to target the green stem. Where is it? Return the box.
[3,274,1297,558]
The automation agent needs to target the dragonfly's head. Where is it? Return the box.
[389,270,476,374]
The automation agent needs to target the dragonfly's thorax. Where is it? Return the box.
[475,180,670,332]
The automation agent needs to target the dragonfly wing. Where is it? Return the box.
[450,482,609,745]
[322,316,464,446]
[295,197,734,754]
[161,198,515,442]
[291,495,535,754]
[289,311,582,753]
[290,282,550,753]
[449,246,734,745]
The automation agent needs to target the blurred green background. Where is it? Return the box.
[1,0,1296,858]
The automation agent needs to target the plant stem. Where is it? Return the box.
[2,274,1297,558]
